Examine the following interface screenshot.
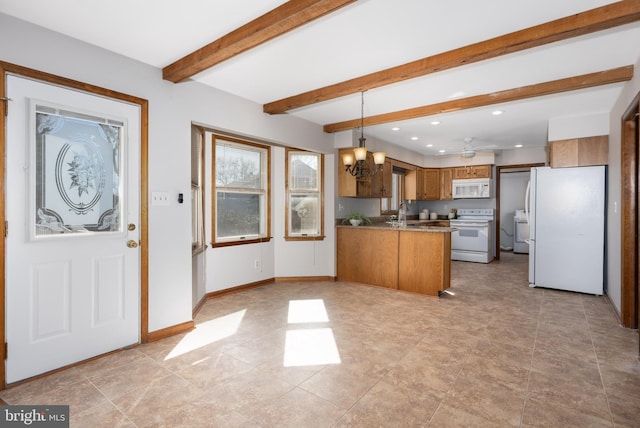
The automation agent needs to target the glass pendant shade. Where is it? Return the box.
[372,151,386,165]
[353,147,368,161]
[342,152,354,166]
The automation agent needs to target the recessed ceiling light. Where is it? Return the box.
[411,137,419,141]
[515,144,523,148]
[439,149,446,153]
[492,110,503,115]
[430,121,440,125]
[426,144,433,147]
[392,127,400,131]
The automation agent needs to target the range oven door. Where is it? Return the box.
[451,222,490,252]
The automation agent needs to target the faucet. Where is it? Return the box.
[398,202,407,227]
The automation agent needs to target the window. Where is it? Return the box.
[213,136,270,246]
[381,167,405,214]
[191,126,205,253]
[286,149,324,240]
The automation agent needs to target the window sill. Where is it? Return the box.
[211,237,272,248]
[284,236,326,242]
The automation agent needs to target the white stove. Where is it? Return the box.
[450,208,495,263]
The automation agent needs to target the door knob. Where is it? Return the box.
[127,240,138,248]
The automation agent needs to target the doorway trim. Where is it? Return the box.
[495,162,545,261]
[0,61,149,387]
[621,92,639,329]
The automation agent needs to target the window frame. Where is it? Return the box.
[285,148,324,241]
[212,135,271,247]
[380,167,405,215]
[191,126,206,255]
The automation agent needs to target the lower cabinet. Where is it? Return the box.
[398,231,451,296]
[337,228,399,289]
[337,227,451,296]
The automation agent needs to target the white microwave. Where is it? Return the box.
[452,178,492,199]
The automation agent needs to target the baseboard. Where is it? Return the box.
[192,276,337,317]
[603,292,623,325]
[192,298,207,319]
[275,276,336,282]
[147,320,195,343]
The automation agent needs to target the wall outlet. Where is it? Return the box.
[151,191,170,206]
[254,259,260,269]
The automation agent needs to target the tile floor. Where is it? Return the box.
[1,252,639,427]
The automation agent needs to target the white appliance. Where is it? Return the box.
[513,209,529,254]
[452,178,492,199]
[526,166,605,295]
[450,208,495,263]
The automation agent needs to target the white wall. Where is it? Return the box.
[496,147,547,166]
[1,13,335,332]
[548,112,609,141]
[607,55,640,313]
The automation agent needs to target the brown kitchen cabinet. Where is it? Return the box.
[337,227,399,289]
[398,230,451,296]
[453,164,492,179]
[439,168,453,200]
[337,148,372,197]
[548,135,608,168]
[337,225,452,296]
[370,159,393,198]
[405,168,440,200]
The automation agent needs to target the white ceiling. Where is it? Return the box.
[2,0,639,157]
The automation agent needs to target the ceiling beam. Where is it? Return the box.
[265,1,640,114]
[162,0,357,83]
[323,65,634,133]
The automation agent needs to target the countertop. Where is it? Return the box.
[337,220,456,233]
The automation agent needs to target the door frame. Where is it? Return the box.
[495,162,545,260]
[621,92,639,330]
[0,61,149,387]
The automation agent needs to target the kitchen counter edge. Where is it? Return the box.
[336,223,457,232]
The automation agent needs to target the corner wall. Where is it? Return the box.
[0,13,334,332]
[607,56,640,313]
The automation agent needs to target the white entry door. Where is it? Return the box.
[5,75,140,383]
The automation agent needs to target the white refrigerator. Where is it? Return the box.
[526,166,605,295]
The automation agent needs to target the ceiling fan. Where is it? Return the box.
[458,137,496,159]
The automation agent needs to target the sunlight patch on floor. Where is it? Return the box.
[284,299,340,367]
[165,309,246,360]
[287,299,329,323]
[283,328,341,367]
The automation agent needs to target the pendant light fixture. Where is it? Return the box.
[342,91,386,180]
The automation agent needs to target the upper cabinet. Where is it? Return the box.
[452,164,492,179]
[549,135,608,168]
[338,148,494,201]
[370,159,393,198]
[440,168,453,200]
[405,168,440,201]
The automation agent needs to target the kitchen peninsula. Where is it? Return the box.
[336,222,455,297]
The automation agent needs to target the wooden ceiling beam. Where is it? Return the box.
[162,0,357,83]
[323,66,634,133]
[265,1,640,114]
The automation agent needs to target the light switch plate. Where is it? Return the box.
[151,191,170,206]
